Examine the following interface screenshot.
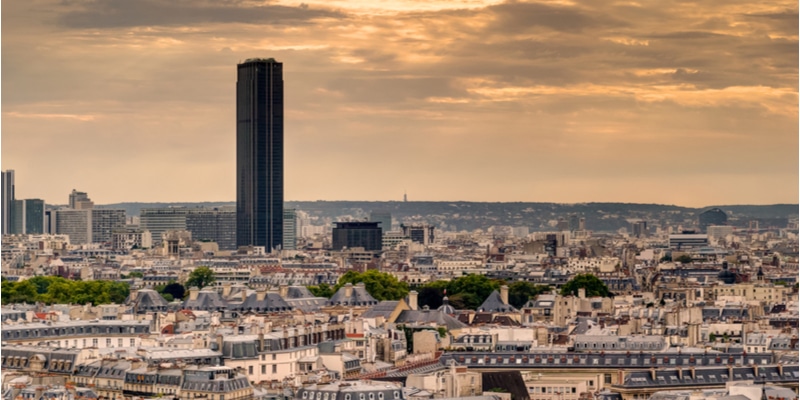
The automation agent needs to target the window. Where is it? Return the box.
[262,365,266,374]
[272,354,276,361]
[249,366,253,375]
[106,339,112,347]
[118,339,123,347]
[130,339,135,347]
[93,339,98,347]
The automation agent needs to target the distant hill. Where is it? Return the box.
[82,201,797,233]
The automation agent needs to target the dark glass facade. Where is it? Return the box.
[699,208,727,232]
[332,222,382,251]
[237,58,284,250]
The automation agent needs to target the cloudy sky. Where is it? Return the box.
[2,0,797,207]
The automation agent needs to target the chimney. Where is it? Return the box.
[189,288,199,301]
[753,365,759,378]
[345,283,354,299]
[690,366,695,380]
[408,290,418,311]
[650,368,656,380]
[256,289,267,302]
[727,365,733,381]
[241,290,248,302]
[222,283,232,298]
[279,284,289,298]
[578,288,586,299]
[500,285,509,305]
[677,367,682,380]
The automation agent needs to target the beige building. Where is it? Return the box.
[407,362,482,398]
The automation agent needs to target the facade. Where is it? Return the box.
[283,208,297,250]
[2,169,14,235]
[236,58,284,251]
[370,211,392,233]
[668,234,709,250]
[699,208,728,232]
[401,224,435,245]
[10,198,45,235]
[332,222,382,251]
[112,227,153,250]
[186,207,237,250]
[54,209,92,244]
[91,209,127,243]
[141,207,236,250]
[1,320,150,349]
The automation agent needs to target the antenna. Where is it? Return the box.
[403,190,407,202]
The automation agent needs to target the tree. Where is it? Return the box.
[334,270,409,301]
[559,274,612,298]
[128,271,144,278]
[508,281,551,308]
[161,293,174,302]
[709,333,717,342]
[675,254,693,264]
[186,266,216,289]
[307,283,335,298]
[660,254,672,262]
[417,285,445,309]
[161,282,186,300]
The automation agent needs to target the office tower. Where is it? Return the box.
[332,222,382,251]
[2,170,14,234]
[10,199,45,235]
[370,211,392,233]
[69,189,94,210]
[236,58,284,250]
[185,207,236,251]
[141,207,236,250]
[556,217,569,231]
[631,220,648,238]
[283,208,297,250]
[91,209,126,243]
[568,214,580,232]
[400,224,435,245]
[54,209,92,244]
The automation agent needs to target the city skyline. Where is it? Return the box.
[2,0,798,208]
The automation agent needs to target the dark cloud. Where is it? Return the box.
[58,0,344,28]
[486,1,628,33]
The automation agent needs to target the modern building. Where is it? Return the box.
[401,224,435,245]
[332,222,382,251]
[68,189,94,210]
[668,234,709,250]
[370,211,392,233]
[236,58,284,251]
[2,169,14,235]
[54,209,92,244]
[631,221,648,238]
[10,199,45,235]
[91,209,126,243]
[699,208,728,232]
[283,208,297,250]
[141,207,236,250]
[185,207,236,250]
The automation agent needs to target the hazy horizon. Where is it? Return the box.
[3,1,798,208]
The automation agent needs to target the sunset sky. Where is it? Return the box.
[2,0,798,207]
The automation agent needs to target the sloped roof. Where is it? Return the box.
[395,309,465,330]
[478,291,516,313]
[362,301,400,319]
[326,284,378,306]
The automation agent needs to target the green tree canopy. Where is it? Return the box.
[161,282,186,300]
[508,281,552,308]
[675,254,693,264]
[416,274,503,310]
[559,273,612,298]
[307,283,335,298]
[1,276,129,306]
[186,266,216,289]
[334,270,409,301]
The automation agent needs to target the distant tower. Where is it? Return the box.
[2,170,14,235]
[403,191,407,202]
[236,58,284,250]
[69,189,94,209]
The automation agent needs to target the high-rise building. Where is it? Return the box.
[141,207,236,250]
[370,211,392,233]
[54,209,92,244]
[10,199,45,235]
[2,170,14,235]
[236,58,284,251]
[69,189,94,210]
[332,222,382,251]
[283,208,297,250]
[91,209,126,243]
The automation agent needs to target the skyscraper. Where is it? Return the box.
[2,170,15,235]
[236,58,284,250]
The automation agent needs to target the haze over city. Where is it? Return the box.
[2,0,798,207]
